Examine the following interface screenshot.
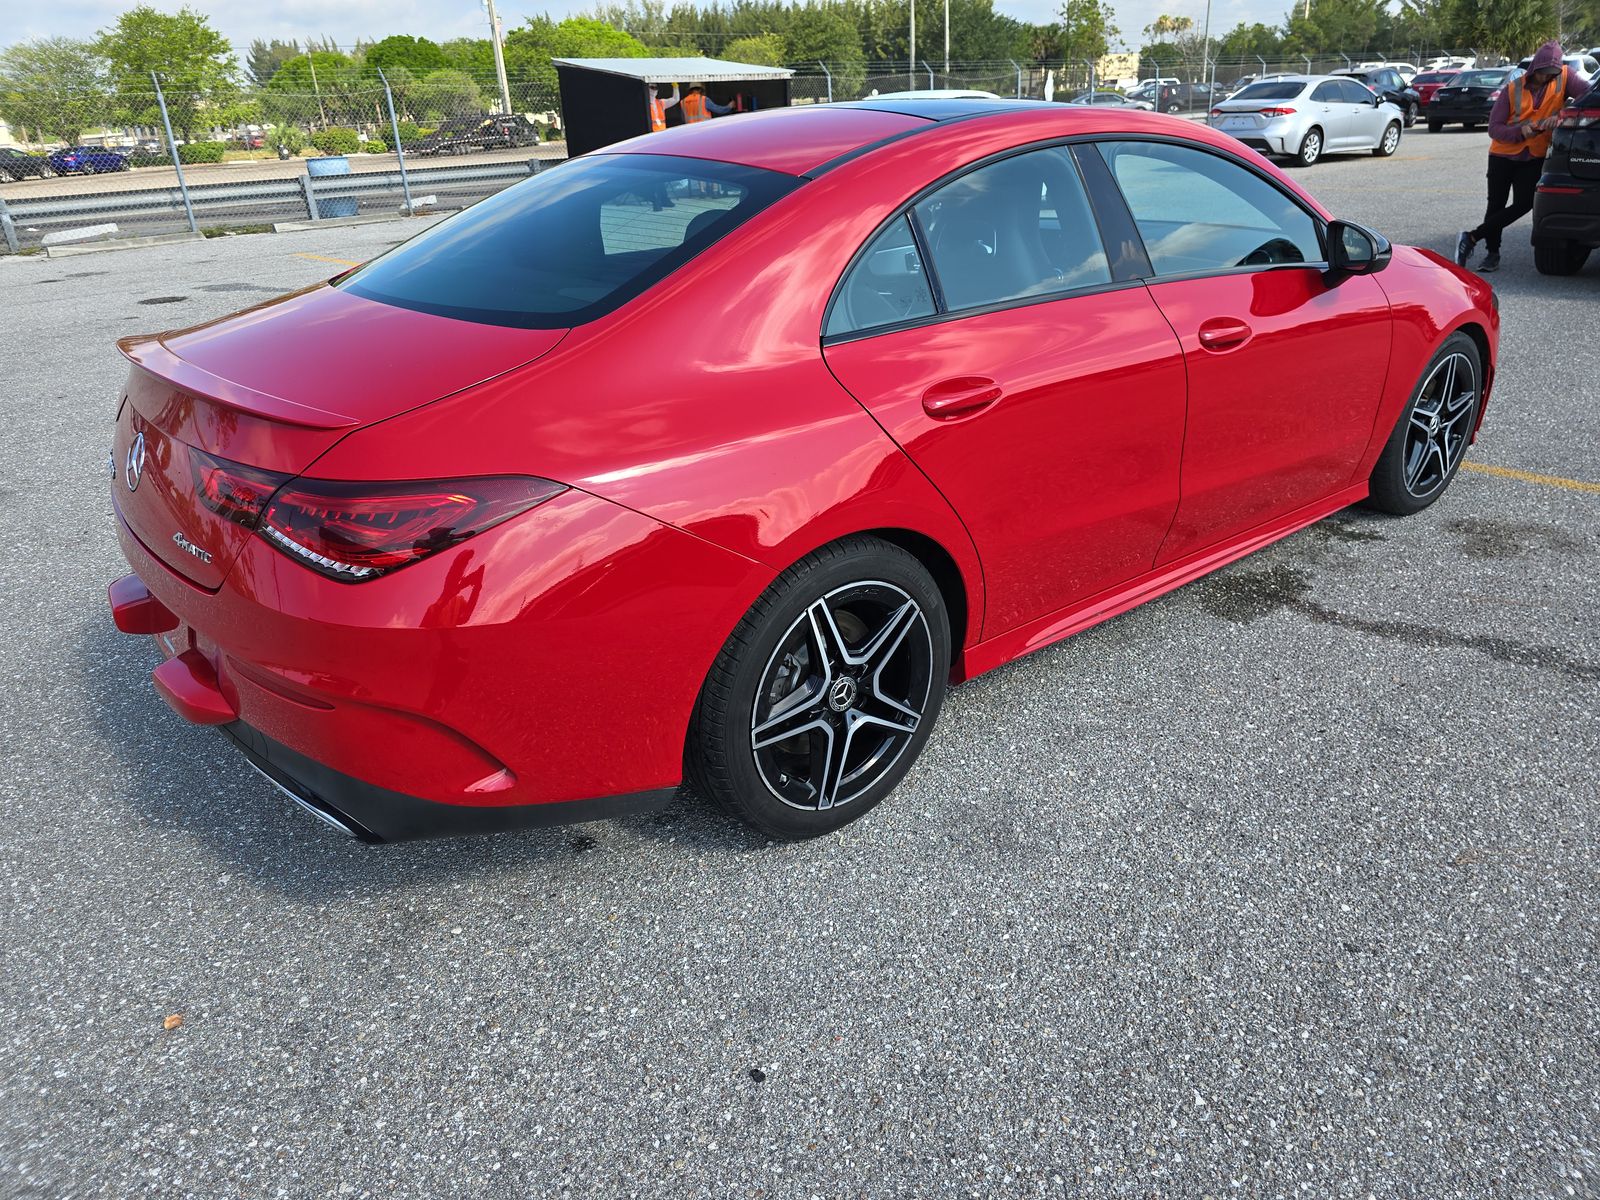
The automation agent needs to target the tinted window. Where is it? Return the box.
[913,146,1111,313]
[1456,71,1510,87]
[826,217,935,338]
[339,154,799,329]
[1339,80,1378,104]
[1234,81,1307,100]
[1097,141,1322,274]
[1415,72,1455,84]
[1311,82,1342,102]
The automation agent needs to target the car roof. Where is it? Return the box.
[601,99,1057,174]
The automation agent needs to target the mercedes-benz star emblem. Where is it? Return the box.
[125,431,146,492]
[828,676,858,712]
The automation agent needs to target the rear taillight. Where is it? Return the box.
[258,476,566,581]
[1558,106,1600,128]
[191,448,291,526]
[1209,108,1223,118]
[1489,89,1503,100]
[1258,106,1297,117]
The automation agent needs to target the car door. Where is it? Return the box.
[1309,80,1353,148]
[822,145,1188,637]
[1341,79,1387,145]
[1090,139,1392,563]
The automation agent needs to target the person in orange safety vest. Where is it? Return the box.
[1456,41,1591,272]
[649,83,680,132]
[679,83,735,124]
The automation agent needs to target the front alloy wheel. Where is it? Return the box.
[1366,333,1481,515]
[688,537,949,839]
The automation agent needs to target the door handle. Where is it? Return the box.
[921,376,1002,419]
[1197,318,1253,351]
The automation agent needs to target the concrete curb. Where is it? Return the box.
[272,211,452,233]
[45,231,206,258]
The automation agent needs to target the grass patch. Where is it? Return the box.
[200,223,276,238]
[220,149,281,162]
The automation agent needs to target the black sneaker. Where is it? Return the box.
[1455,230,1477,266]
[1479,251,1501,272]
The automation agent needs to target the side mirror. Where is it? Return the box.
[1325,219,1392,283]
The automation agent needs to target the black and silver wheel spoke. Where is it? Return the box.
[1402,351,1476,497]
[751,582,934,813]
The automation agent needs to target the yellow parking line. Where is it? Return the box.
[1461,461,1600,494]
[294,253,361,266]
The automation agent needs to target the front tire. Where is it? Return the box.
[1365,333,1482,515]
[1373,121,1401,156]
[1404,101,1418,128]
[687,536,950,840]
[1534,239,1592,275]
[1290,126,1323,167]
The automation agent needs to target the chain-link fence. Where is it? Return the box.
[0,72,566,252]
[0,50,1476,253]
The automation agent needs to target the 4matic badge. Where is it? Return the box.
[172,532,213,564]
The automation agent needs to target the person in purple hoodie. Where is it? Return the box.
[1456,41,1591,272]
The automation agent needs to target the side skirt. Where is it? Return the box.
[957,482,1369,681]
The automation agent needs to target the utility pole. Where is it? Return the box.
[944,0,950,77]
[307,54,326,126]
[1201,0,1212,96]
[484,0,513,115]
[910,0,917,91]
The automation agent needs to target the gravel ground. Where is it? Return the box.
[0,124,1596,1199]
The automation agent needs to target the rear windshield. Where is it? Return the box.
[338,154,800,329]
[1233,82,1306,100]
[1414,72,1455,84]
[1455,71,1509,87]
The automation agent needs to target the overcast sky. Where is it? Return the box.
[10,0,1289,56]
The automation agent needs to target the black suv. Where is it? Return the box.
[1531,87,1600,274]
[1427,67,1522,131]
[1333,67,1421,126]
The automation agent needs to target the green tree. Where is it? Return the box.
[247,39,300,85]
[1216,22,1284,58]
[1281,0,1387,55]
[264,51,366,127]
[504,17,650,91]
[412,68,486,120]
[365,35,449,76]
[98,6,238,139]
[439,37,496,74]
[1466,0,1558,56]
[784,6,866,95]
[723,34,789,65]
[1061,0,1120,63]
[0,37,110,144]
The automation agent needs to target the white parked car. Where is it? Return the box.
[1208,75,1404,167]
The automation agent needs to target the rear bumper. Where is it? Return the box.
[1427,103,1490,121]
[222,721,673,841]
[1532,183,1600,246]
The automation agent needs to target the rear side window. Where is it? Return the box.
[1233,82,1307,101]
[825,217,936,338]
[339,154,799,329]
[1096,141,1322,274]
[913,146,1110,312]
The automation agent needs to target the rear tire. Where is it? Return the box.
[1365,333,1482,516]
[1373,121,1402,156]
[1534,239,1592,276]
[687,536,950,840]
[1290,126,1323,167]
[1427,117,1443,132]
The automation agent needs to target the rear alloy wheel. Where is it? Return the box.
[687,536,950,839]
[1365,333,1481,515]
[1373,121,1402,156]
[1534,239,1592,276]
[1291,127,1323,167]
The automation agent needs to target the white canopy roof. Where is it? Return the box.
[552,56,794,84]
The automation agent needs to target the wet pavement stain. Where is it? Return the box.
[1198,565,1600,681]
[1444,516,1587,560]
[198,282,277,294]
[138,295,188,305]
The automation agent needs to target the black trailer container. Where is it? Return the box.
[553,57,795,156]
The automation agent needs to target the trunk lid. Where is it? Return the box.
[111,283,567,588]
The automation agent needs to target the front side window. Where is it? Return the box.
[912,146,1111,313]
[1311,81,1343,103]
[1095,141,1322,274]
[339,154,799,329]
[1338,80,1379,104]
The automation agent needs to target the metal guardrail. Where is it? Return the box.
[0,159,547,253]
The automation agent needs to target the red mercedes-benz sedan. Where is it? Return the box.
[107,99,1498,842]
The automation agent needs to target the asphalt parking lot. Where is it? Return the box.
[1,124,1596,1198]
